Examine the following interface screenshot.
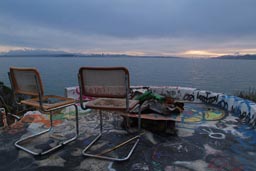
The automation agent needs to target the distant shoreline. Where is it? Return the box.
[1,53,256,60]
[0,54,183,59]
[214,54,256,60]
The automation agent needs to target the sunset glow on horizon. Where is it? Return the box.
[1,45,256,59]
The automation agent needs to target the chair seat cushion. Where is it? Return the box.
[86,98,139,111]
[21,95,76,110]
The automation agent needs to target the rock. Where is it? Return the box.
[0,81,16,125]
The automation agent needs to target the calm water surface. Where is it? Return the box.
[0,56,255,95]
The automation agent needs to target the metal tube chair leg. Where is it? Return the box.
[82,107,142,161]
[82,110,103,154]
[14,104,79,156]
[62,105,79,145]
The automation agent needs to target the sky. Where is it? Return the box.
[0,0,256,58]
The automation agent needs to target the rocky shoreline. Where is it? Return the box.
[0,81,19,126]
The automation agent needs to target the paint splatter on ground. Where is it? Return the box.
[0,103,255,171]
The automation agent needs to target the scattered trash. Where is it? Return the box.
[124,90,184,135]
[133,90,184,115]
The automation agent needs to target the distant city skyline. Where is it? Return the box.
[1,0,256,58]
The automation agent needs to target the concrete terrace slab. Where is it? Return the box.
[1,86,256,171]
[0,101,255,171]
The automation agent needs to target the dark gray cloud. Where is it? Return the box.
[1,0,256,37]
[0,0,256,56]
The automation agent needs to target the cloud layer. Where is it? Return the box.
[1,0,256,57]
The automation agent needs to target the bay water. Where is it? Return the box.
[0,56,255,96]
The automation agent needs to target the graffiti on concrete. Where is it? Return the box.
[1,86,253,171]
[1,100,256,171]
[180,103,226,123]
[183,93,195,101]
[148,86,256,129]
[201,127,226,140]
[196,91,219,104]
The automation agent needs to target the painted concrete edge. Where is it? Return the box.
[65,86,256,128]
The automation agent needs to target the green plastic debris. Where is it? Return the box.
[135,91,165,103]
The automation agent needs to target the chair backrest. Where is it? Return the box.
[78,67,130,98]
[9,67,44,96]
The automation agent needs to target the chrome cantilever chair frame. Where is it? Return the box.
[78,67,141,161]
[9,67,79,156]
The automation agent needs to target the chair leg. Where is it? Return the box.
[15,127,52,155]
[62,104,79,145]
[15,104,79,156]
[82,110,141,161]
[82,110,103,155]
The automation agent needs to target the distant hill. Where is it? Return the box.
[0,49,77,57]
[0,49,181,58]
[215,54,256,60]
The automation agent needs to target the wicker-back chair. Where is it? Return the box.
[9,67,79,156]
[78,66,141,161]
